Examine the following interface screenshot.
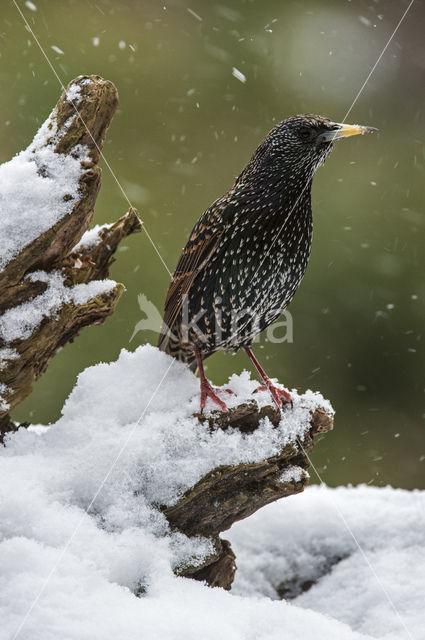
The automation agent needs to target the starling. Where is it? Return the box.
[159,115,377,411]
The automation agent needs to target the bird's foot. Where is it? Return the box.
[200,379,229,412]
[254,382,292,409]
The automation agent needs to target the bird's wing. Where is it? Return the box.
[158,207,227,350]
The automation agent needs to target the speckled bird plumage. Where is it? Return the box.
[158,115,376,392]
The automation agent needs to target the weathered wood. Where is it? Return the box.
[65,207,142,285]
[0,76,142,436]
[0,75,119,301]
[190,539,236,590]
[194,400,281,433]
[165,404,332,537]
[165,401,333,588]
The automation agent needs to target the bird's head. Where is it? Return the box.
[244,114,377,187]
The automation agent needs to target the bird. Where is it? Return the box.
[158,115,377,411]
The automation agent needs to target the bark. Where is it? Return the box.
[166,402,333,589]
[0,75,142,437]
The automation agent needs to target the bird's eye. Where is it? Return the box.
[299,128,312,140]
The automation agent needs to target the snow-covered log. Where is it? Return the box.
[0,75,142,436]
[1,346,422,637]
[168,401,333,588]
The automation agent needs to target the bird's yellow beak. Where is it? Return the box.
[319,123,378,143]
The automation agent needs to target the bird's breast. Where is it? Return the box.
[202,205,312,316]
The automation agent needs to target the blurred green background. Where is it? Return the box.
[1,0,424,489]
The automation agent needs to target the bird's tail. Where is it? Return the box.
[158,324,198,372]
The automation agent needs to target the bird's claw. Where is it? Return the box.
[200,381,229,412]
[254,383,292,409]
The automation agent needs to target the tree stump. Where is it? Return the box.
[167,401,333,589]
[0,75,142,437]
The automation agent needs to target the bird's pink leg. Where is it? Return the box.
[244,347,292,409]
[195,348,229,412]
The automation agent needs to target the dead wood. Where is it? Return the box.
[166,402,333,589]
[0,76,142,437]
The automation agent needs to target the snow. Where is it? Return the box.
[0,270,115,343]
[186,7,202,21]
[0,101,90,270]
[0,347,18,367]
[0,382,10,411]
[279,464,307,483]
[65,84,82,105]
[232,66,247,83]
[72,223,113,252]
[0,345,421,639]
[229,485,425,639]
[44,345,330,508]
[359,15,372,28]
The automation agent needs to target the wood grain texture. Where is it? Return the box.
[0,76,142,436]
[166,402,333,588]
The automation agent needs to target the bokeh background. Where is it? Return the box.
[1,0,424,489]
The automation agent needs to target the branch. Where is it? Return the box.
[165,401,333,588]
[0,76,142,436]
